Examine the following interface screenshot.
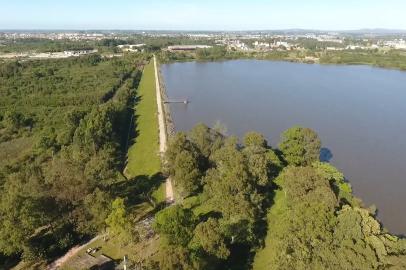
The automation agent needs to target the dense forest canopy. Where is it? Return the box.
[0,54,149,266]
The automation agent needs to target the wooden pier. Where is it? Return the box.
[164,99,190,104]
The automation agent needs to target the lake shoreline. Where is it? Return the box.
[161,59,406,234]
[159,50,406,72]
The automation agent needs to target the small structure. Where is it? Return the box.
[63,49,98,56]
[117,44,146,52]
[167,45,212,51]
[164,98,189,104]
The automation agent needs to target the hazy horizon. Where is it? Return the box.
[1,0,406,31]
[1,28,406,33]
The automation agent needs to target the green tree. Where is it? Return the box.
[84,145,120,186]
[83,188,112,233]
[157,245,202,270]
[243,131,267,148]
[173,151,202,199]
[165,132,200,175]
[190,218,230,259]
[313,161,353,203]
[35,127,59,153]
[188,123,224,160]
[204,140,263,244]
[73,103,118,152]
[44,152,92,204]
[2,110,28,132]
[153,205,197,246]
[279,126,321,166]
[57,109,88,145]
[280,166,338,209]
[105,198,127,237]
[0,188,52,255]
[242,132,282,187]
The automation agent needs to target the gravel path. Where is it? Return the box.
[153,55,174,203]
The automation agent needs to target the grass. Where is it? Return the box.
[152,182,166,203]
[11,260,46,270]
[252,189,287,270]
[60,233,161,270]
[125,61,161,178]
[180,194,217,218]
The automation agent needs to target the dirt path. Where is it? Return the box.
[153,55,174,203]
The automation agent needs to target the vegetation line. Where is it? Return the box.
[159,49,406,71]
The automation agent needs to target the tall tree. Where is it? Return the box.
[83,188,112,233]
[153,205,197,246]
[165,132,200,175]
[279,126,321,166]
[189,218,230,260]
[105,198,127,237]
[188,123,224,160]
[204,139,263,244]
[173,151,202,199]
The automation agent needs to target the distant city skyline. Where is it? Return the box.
[1,0,406,31]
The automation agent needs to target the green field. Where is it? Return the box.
[125,61,161,178]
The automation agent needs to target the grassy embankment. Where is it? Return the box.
[125,60,165,202]
[125,60,160,178]
[252,190,287,270]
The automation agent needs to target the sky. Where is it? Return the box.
[1,0,406,31]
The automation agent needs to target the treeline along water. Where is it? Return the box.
[161,60,406,234]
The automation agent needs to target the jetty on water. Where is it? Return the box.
[164,98,190,104]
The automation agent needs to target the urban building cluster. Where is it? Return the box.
[0,31,113,41]
[0,49,98,59]
[117,44,146,52]
[382,39,406,49]
[1,31,406,56]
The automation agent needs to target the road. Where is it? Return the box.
[153,55,174,203]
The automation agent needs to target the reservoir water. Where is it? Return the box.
[161,60,406,234]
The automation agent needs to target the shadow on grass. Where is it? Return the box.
[120,65,149,170]
[197,210,223,221]
[121,94,142,171]
[0,254,21,270]
[109,173,165,208]
[221,243,253,270]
